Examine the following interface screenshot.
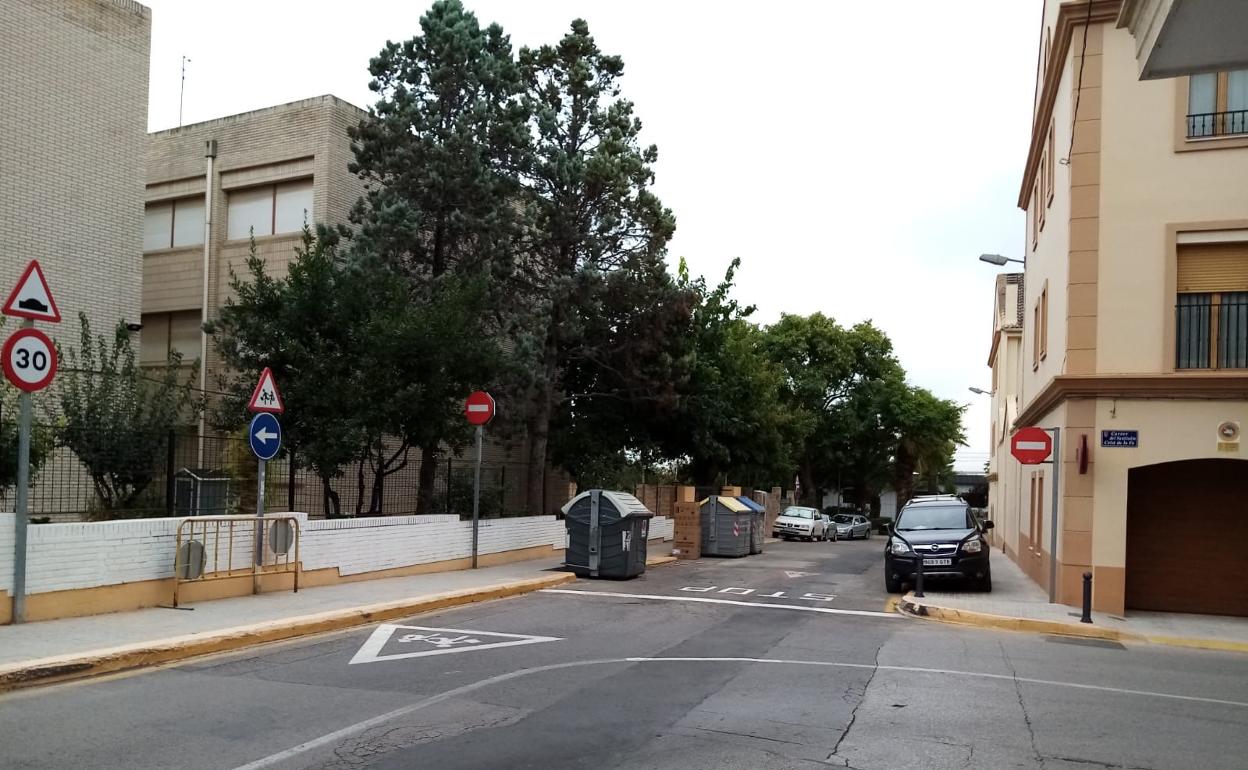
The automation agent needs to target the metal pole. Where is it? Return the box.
[1048,427,1061,603]
[254,458,266,594]
[471,425,482,568]
[11,328,33,622]
[197,140,215,469]
[1081,571,1093,623]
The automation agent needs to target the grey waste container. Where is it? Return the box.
[699,495,752,557]
[736,496,767,555]
[562,490,654,579]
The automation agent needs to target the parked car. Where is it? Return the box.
[883,497,993,593]
[821,514,839,542]
[832,514,871,540]
[772,506,830,541]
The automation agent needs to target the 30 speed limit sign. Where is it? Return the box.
[2,327,57,392]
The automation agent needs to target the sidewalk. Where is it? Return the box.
[0,557,580,692]
[899,548,1248,653]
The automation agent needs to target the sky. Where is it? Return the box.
[143,0,1041,474]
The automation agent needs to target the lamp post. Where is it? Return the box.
[968,387,994,396]
[978,253,1025,266]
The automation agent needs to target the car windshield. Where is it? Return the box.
[832,515,853,524]
[896,505,971,531]
[782,508,814,519]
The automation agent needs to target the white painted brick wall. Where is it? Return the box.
[0,512,564,595]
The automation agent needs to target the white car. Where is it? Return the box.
[772,506,831,541]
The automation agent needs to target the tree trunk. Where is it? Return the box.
[525,321,560,515]
[416,444,439,515]
[799,464,817,507]
[321,475,341,519]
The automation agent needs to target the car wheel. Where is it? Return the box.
[885,573,902,593]
[863,529,870,540]
[980,571,993,592]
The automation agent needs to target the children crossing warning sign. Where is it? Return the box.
[247,367,285,414]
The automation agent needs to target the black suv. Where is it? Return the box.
[884,496,993,593]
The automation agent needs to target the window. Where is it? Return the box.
[143,197,204,251]
[1176,243,1248,369]
[1038,150,1047,232]
[139,311,202,365]
[226,179,313,240]
[1040,284,1048,360]
[1032,301,1040,370]
[1187,70,1248,138]
[1046,121,1056,207]
[1031,183,1040,249]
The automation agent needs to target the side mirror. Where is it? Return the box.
[983,520,995,530]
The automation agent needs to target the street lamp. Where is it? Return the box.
[978,253,1025,266]
[968,387,993,396]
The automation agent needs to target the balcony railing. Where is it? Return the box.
[1187,109,1248,138]
[1176,297,1248,369]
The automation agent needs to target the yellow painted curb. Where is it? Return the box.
[0,572,577,694]
[645,556,678,567]
[897,594,1248,653]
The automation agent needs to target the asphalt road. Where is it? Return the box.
[2,538,1247,770]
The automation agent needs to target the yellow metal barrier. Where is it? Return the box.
[172,514,300,607]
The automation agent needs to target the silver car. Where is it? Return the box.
[833,514,872,540]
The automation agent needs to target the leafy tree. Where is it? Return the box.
[348,0,525,512]
[56,314,200,515]
[886,383,965,503]
[208,229,372,517]
[650,259,792,486]
[514,19,676,511]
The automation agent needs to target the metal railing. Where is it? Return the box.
[1176,297,1248,369]
[1186,109,1248,138]
[172,514,300,607]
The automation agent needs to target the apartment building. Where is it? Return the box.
[992,0,1248,618]
[985,273,1024,552]
[142,95,367,380]
[0,0,150,338]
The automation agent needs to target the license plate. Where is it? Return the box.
[923,558,952,566]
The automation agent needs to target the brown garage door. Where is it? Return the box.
[1126,459,1248,617]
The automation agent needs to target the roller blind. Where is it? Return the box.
[1177,242,1248,292]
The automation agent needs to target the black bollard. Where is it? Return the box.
[1080,571,1093,623]
[914,557,925,598]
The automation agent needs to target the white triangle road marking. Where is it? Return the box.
[784,570,816,578]
[349,624,562,664]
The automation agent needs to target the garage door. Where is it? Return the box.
[1126,459,1248,616]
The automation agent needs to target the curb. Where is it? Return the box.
[0,572,577,694]
[897,594,1248,653]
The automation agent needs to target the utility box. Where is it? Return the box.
[562,490,654,579]
[699,495,752,557]
[174,469,232,517]
[735,496,767,555]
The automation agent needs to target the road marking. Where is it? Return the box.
[230,655,1248,770]
[784,570,816,578]
[540,588,891,618]
[349,624,561,665]
[678,586,835,602]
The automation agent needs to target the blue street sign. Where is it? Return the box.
[1101,429,1138,448]
[249,412,282,460]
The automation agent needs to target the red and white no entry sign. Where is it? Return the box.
[464,390,496,425]
[1011,426,1053,465]
[2,327,57,392]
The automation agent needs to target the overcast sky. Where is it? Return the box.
[143,0,1040,473]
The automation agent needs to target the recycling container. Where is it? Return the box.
[735,495,767,555]
[562,489,654,579]
[699,495,752,557]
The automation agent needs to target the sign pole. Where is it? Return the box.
[254,458,266,595]
[11,320,33,623]
[1048,428,1061,604]
[472,424,482,569]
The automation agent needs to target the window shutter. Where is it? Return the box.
[1177,243,1248,292]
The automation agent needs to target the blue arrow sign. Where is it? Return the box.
[249,412,282,461]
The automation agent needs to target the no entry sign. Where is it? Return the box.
[1011,426,1053,465]
[464,390,495,426]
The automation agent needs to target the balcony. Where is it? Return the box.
[1186,109,1248,138]
[1176,295,1248,369]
